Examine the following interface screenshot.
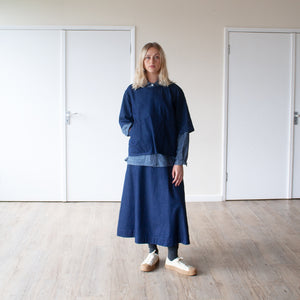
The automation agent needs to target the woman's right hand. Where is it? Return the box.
[172,165,183,187]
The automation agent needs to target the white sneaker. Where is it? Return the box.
[165,257,197,276]
[140,250,159,272]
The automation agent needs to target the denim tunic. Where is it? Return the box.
[119,82,194,166]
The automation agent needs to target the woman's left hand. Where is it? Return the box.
[172,165,183,187]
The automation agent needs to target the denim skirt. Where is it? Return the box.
[117,165,190,247]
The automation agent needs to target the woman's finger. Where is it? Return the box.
[172,172,177,184]
[176,176,182,186]
[172,167,176,179]
[174,176,181,186]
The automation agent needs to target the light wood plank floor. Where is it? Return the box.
[0,200,299,300]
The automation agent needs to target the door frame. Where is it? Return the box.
[222,27,300,201]
[0,26,135,202]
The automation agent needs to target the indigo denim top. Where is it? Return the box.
[119,81,194,167]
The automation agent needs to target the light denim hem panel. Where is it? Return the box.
[125,154,176,167]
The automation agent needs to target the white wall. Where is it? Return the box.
[1,0,300,200]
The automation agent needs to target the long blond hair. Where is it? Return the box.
[132,42,172,89]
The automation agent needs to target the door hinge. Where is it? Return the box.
[228,44,230,55]
[226,172,228,182]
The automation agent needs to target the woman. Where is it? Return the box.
[117,42,196,276]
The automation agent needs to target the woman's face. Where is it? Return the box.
[143,47,161,75]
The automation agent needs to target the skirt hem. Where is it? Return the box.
[117,232,190,247]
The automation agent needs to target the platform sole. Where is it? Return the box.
[165,263,197,276]
[140,258,159,272]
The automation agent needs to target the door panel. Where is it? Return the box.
[66,30,131,201]
[0,30,63,201]
[293,34,300,198]
[226,32,292,200]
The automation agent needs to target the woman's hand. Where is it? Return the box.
[172,165,183,187]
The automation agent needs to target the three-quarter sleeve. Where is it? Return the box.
[174,132,190,165]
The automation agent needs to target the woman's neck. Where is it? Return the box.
[147,73,159,84]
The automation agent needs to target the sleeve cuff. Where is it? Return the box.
[174,159,187,166]
[121,123,132,136]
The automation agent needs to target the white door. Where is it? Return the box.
[66,30,131,201]
[293,34,300,198]
[0,30,63,201]
[226,32,293,200]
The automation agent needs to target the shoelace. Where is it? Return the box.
[143,253,157,265]
[176,257,191,269]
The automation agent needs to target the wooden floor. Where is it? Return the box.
[0,200,299,300]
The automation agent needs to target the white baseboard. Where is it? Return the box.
[186,194,223,202]
[0,195,223,202]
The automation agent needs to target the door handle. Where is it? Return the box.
[66,111,79,125]
[295,111,299,125]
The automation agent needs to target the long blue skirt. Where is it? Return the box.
[117,165,190,247]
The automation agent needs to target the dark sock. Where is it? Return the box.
[148,244,158,254]
[168,244,179,260]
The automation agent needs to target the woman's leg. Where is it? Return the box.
[168,244,178,260]
[148,244,158,254]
